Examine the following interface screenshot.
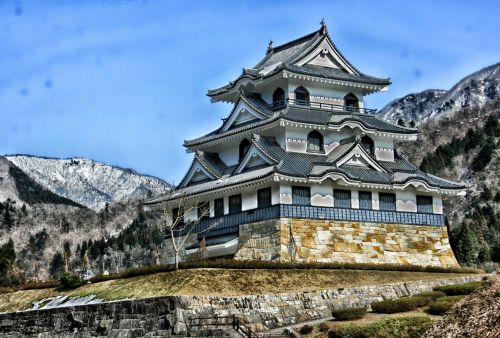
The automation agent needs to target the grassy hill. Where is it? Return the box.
[0,268,478,313]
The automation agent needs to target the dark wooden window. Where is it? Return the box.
[359,191,372,209]
[197,202,210,220]
[257,188,272,208]
[307,130,324,152]
[361,136,374,156]
[214,198,224,217]
[229,194,242,214]
[294,86,310,106]
[344,93,359,112]
[379,193,396,211]
[172,207,184,225]
[292,186,311,205]
[239,139,251,162]
[334,189,351,208]
[417,195,433,213]
[272,88,285,108]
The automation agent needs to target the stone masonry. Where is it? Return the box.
[234,218,459,267]
[0,275,483,337]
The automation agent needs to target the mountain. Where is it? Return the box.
[5,155,172,211]
[378,63,500,125]
[379,64,500,270]
[0,155,171,281]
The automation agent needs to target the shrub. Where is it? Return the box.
[371,296,431,313]
[319,322,330,332]
[21,280,61,290]
[414,290,446,300]
[59,272,85,289]
[426,301,455,315]
[328,315,432,338]
[435,295,465,303]
[299,324,313,334]
[331,307,367,321]
[433,282,482,296]
[425,295,464,315]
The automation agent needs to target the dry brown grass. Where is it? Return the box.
[0,268,476,313]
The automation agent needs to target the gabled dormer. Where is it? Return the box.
[178,151,227,188]
[234,135,279,174]
[220,95,269,132]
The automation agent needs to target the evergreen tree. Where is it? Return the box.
[455,222,480,266]
[397,118,405,126]
[472,139,494,171]
[0,239,19,286]
[3,208,14,230]
[49,252,65,278]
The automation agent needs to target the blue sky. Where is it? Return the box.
[1,0,499,183]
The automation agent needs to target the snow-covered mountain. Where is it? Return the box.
[378,63,500,125]
[4,155,172,210]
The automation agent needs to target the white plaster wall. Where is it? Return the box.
[433,196,443,214]
[272,185,281,205]
[375,148,395,161]
[285,127,354,154]
[396,191,417,212]
[311,184,333,207]
[259,79,289,104]
[209,199,215,217]
[372,191,380,210]
[351,190,360,209]
[279,184,293,204]
[287,81,365,105]
[242,190,257,211]
[223,195,229,215]
[184,205,198,222]
[218,142,240,166]
[372,135,394,149]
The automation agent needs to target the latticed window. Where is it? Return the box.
[272,88,285,108]
[379,193,396,211]
[292,186,311,205]
[361,136,374,156]
[229,194,242,214]
[214,198,224,217]
[257,187,272,208]
[417,195,433,213]
[334,189,351,208]
[294,86,310,106]
[359,191,372,209]
[307,130,324,152]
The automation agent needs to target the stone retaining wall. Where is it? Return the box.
[0,275,483,337]
[278,218,459,267]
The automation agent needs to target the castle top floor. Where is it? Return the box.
[207,21,391,105]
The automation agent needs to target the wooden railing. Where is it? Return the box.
[270,98,377,114]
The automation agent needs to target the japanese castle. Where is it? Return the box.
[145,22,465,267]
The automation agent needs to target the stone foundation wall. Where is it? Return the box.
[278,218,459,267]
[162,217,458,268]
[0,275,483,336]
[234,220,281,261]
[161,233,198,265]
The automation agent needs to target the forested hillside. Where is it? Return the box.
[398,102,500,269]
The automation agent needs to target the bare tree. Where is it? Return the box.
[156,195,219,270]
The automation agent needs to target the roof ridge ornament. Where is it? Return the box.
[267,40,273,54]
[320,18,328,35]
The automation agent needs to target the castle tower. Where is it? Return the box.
[145,22,464,267]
